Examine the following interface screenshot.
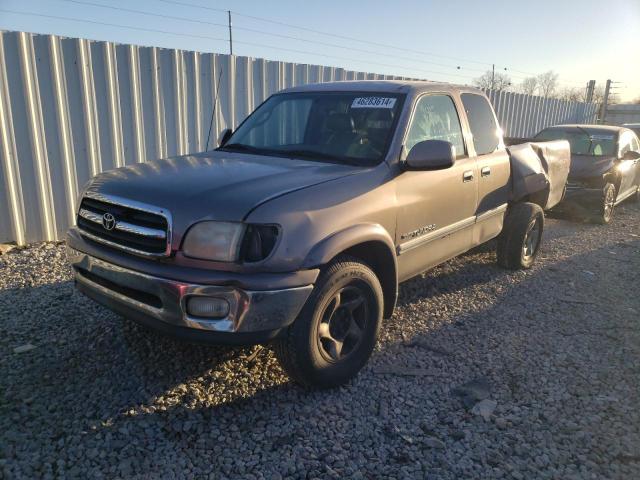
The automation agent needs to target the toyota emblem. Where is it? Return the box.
[102,213,116,231]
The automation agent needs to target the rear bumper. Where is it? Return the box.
[68,247,313,344]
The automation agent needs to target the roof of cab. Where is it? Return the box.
[279,80,483,96]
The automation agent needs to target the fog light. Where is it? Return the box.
[186,296,230,319]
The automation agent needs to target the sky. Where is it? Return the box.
[0,0,638,101]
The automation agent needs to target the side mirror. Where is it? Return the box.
[621,150,640,161]
[404,140,456,170]
[217,128,232,147]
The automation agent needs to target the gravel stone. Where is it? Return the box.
[12,344,37,354]
[1,202,639,479]
[471,399,498,421]
[452,376,492,408]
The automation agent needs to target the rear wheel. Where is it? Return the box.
[274,256,383,389]
[594,182,616,224]
[497,202,544,270]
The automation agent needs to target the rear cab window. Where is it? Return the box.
[460,93,501,155]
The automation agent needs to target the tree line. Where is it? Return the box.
[472,70,620,104]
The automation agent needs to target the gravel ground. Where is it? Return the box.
[1,202,639,479]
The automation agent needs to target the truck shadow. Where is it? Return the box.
[396,241,501,307]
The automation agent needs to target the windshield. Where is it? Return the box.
[535,129,616,156]
[220,92,404,165]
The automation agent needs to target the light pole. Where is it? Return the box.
[228,10,233,55]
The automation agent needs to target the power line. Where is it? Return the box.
[0,8,475,83]
[155,1,588,87]
[156,0,495,68]
[3,5,590,90]
[57,0,485,75]
[232,10,493,68]
[60,0,228,29]
[232,24,485,74]
[0,8,228,43]
[231,39,477,81]
[156,0,227,14]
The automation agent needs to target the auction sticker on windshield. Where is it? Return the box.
[352,97,397,108]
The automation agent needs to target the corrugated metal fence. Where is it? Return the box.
[0,31,599,245]
[604,104,640,126]
[484,89,598,139]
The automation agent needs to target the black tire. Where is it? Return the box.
[497,202,544,270]
[594,182,616,224]
[274,255,383,389]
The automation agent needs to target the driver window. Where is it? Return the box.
[405,95,466,158]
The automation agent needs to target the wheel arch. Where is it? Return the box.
[518,188,550,210]
[303,224,398,318]
[603,171,622,194]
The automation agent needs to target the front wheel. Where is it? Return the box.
[594,182,616,224]
[497,202,544,270]
[274,256,383,389]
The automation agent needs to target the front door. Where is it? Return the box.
[395,93,478,282]
[617,130,640,200]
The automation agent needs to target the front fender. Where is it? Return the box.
[303,223,399,318]
[302,223,397,269]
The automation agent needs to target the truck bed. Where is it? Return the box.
[507,139,571,210]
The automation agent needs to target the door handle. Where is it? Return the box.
[481,166,491,177]
[463,170,474,182]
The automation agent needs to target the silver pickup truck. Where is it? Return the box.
[67,81,570,388]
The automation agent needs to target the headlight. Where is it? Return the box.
[182,221,245,262]
[617,160,634,173]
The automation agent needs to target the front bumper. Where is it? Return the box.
[68,248,313,344]
[553,184,604,215]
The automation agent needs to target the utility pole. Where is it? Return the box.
[584,81,589,101]
[600,79,611,124]
[491,64,495,90]
[490,64,508,91]
[585,80,595,103]
[228,10,233,55]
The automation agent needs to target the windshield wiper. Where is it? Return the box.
[220,144,365,165]
[218,143,263,153]
[575,126,595,155]
[278,149,362,165]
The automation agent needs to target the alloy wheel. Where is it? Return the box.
[603,186,615,222]
[522,217,541,261]
[316,283,369,362]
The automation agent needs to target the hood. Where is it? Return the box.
[86,151,362,233]
[568,154,616,180]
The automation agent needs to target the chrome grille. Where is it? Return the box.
[76,193,171,257]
